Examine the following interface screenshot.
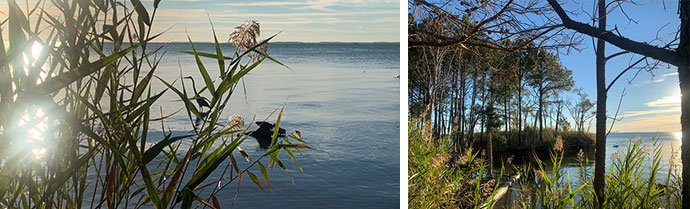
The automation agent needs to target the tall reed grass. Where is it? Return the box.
[513,136,682,208]
[0,0,312,208]
[408,119,500,208]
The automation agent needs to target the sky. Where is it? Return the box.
[0,0,400,42]
[1,0,683,132]
[556,0,682,132]
[408,0,684,133]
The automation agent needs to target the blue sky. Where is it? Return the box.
[557,0,681,132]
[408,0,683,132]
[147,0,400,42]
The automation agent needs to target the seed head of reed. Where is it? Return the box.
[577,149,585,161]
[227,114,245,131]
[533,168,544,181]
[229,20,267,60]
[553,136,563,152]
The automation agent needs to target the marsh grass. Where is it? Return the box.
[513,136,682,208]
[0,0,313,208]
[408,119,501,208]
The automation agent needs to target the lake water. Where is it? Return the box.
[497,132,681,208]
[114,42,399,208]
[578,132,681,174]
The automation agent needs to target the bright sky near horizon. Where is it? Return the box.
[557,0,682,133]
[151,0,400,42]
[0,0,400,42]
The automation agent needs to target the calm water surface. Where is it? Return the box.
[115,42,399,208]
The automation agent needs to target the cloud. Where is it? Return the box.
[621,107,680,118]
[645,95,681,107]
[154,8,399,26]
[650,72,678,83]
[613,114,680,132]
[222,0,396,11]
[222,1,305,7]
[256,17,399,25]
[209,10,399,18]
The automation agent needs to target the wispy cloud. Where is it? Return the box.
[222,0,396,11]
[209,10,399,18]
[621,107,680,118]
[614,114,680,132]
[255,17,399,25]
[650,72,678,83]
[222,1,305,7]
[155,8,398,26]
[645,95,681,107]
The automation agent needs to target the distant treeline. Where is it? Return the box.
[408,18,596,155]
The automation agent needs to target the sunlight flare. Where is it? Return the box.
[22,41,48,84]
[675,131,683,141]
[19,108,49,160]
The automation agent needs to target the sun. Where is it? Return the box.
[19,108,49,160]
[675,131,683,141]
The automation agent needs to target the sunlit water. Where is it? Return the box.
[85,42,399,208]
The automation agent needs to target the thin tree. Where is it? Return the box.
[545,0,689,206]
[593,0,607,204]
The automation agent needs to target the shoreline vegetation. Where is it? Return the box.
[408,119,683,208]
[409,0,690,208]
[0,0,314,208]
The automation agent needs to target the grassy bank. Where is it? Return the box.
[408,120,499,208]
[410,118,682,208]
[470,127,595,154]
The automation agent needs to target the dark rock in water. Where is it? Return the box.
[246,121,287,149]
[613,144,619,148]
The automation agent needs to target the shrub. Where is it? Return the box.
[408,119,500,208]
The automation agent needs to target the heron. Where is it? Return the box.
[245,121,287,149]
[183,76,211,126]
[183,76,211,109]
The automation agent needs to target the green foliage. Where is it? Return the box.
[472,128,595,152]
[514,136,681,208]
[0,1,312,208]
[408,119,500,208]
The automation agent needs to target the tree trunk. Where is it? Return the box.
[451,70,458,152]
[555,101,561,137]
[532,108,538,155]
[579,106,585,134]
[679,1,690,207]
[538,87,544,143]
[460,71,466,152]
[488,132,494,178]
[467,73,479,148]
[504,85,510,146]
[518,80,523,146]
[594,0,607,205]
